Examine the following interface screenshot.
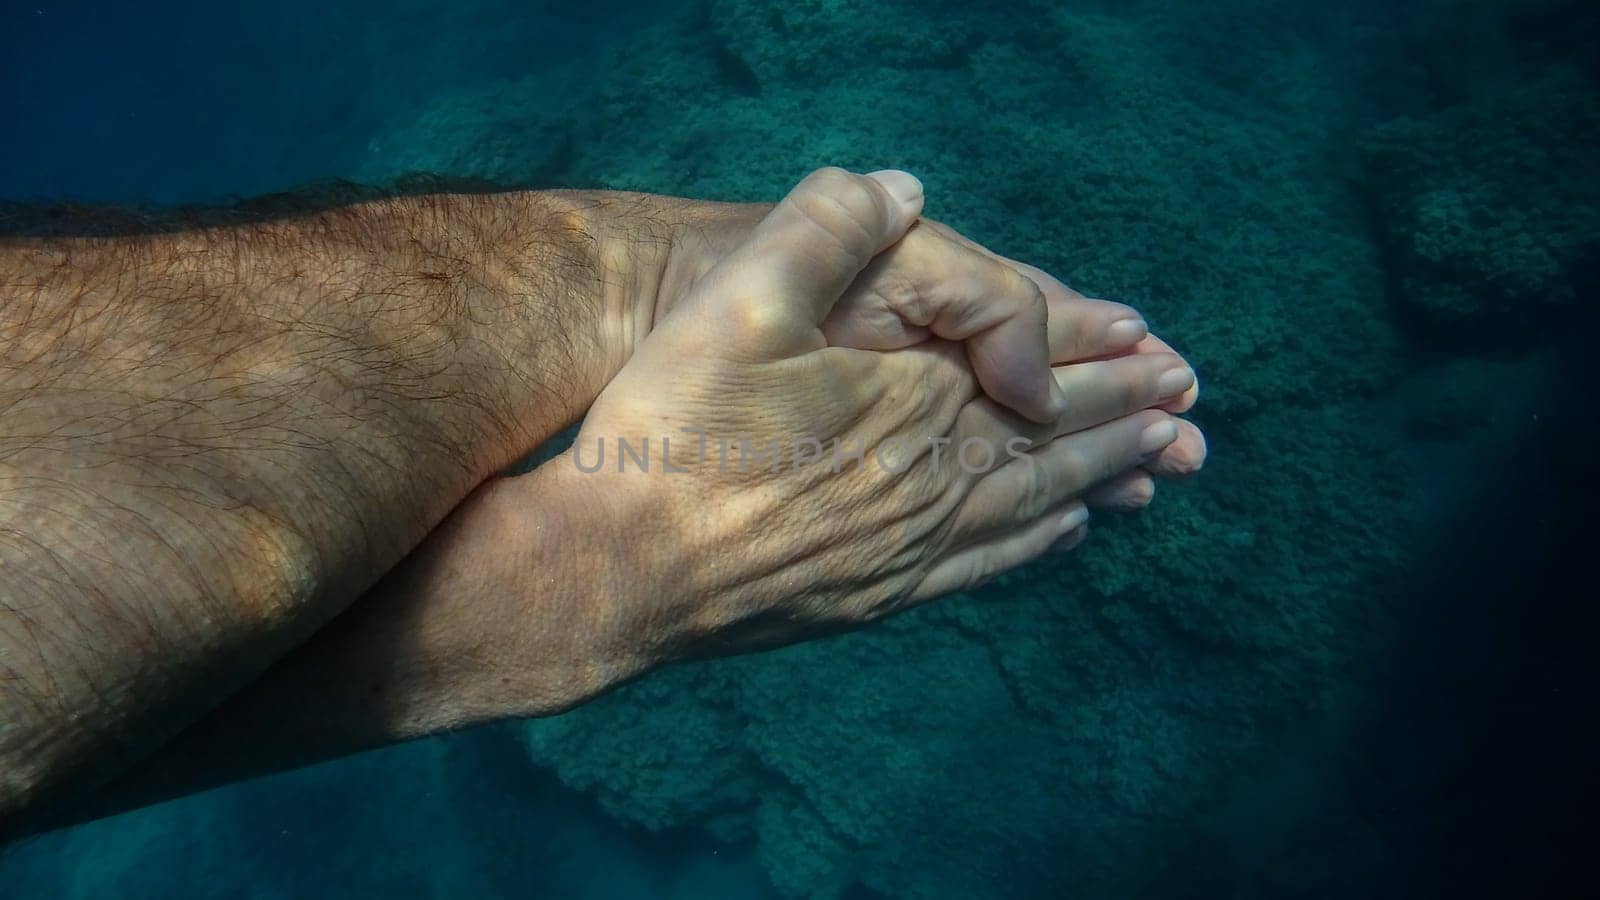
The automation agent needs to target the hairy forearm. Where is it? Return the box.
[23,462,656,832]
[0,190,664,822]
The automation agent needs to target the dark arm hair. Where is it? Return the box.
[0,183,659,829]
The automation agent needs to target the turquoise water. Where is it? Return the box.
[2,0,1597,897]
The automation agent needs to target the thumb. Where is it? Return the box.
[703,167,923,335]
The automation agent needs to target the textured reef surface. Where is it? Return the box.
[2,0,1596,897]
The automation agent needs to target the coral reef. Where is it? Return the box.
[1364,67,1600,339]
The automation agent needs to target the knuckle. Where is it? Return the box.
[1055,442,1094,491]
[894,276,937,327]
[791,171,886,249]
[1016,459,1057,521]
[1117,368,1145,410]
[1007,267,1048,319]
[726,294,791,337]
[855,254,928,326]
[803,165,855,190]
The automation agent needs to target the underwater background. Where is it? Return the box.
[2,0,1597,897]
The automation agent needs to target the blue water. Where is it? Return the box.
[1,0,644,202]
[3,0,1597,897]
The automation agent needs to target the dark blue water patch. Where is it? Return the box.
[1133,337,1600,899]
[0,0,664,204]
[0,724,780,899]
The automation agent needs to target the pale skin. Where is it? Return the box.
[0,168,1204,836]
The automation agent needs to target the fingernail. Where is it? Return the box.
[1139,420,1180,454]
[865,169,924,216]
[1157,366,1195,398]
[1105,318,1148,347]
[1059,503,1090,533]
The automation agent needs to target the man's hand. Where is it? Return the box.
[585,171,1206,498]
[537,168,1193,660]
